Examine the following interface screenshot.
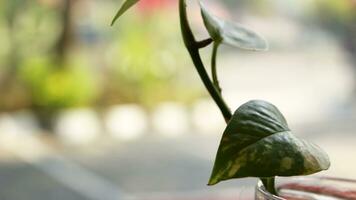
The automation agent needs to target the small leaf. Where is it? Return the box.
[111,0,140,26]
[208,100,330,185]
[199,1,268,51]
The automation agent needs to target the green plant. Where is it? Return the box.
[111,0,330,196]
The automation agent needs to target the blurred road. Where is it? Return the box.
[1,113,356,200]
[0,133,257,200]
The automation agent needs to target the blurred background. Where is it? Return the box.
[0,0,355,199]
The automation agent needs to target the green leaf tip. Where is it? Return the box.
[199,1,268,51]
[208,100,330,185]
[111,0,140,26]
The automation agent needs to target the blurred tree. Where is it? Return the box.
[0,0,31,111]
[0,0,99,129]
[1,0,27,68]
[55,0,74,63]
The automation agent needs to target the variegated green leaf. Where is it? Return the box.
[111,0,140,25]
[208,100,330,185]
[199,1,268,51]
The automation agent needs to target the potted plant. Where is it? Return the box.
[110,0,356,199]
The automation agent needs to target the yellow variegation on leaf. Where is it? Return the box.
[208,100,330,185]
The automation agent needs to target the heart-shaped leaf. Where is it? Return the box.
[200,1,268,51]
[208,100,330,185]
[111,0,140,25]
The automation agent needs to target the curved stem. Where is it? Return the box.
[179,0,278,196]
[179,0,231,122]
[211,42,221,93]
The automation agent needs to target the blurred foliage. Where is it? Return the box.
[0,0,200,112]
[1,0,354,113]
[105,10,200,108]
[0,0,60,62]
[18,57,98,109]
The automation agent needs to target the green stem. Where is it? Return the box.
[179,0,232,122]
[211,42,221,93]
[261,177,278,196]
[179,0,278,196]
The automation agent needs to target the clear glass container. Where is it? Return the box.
[255,177,356,200]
